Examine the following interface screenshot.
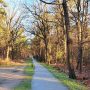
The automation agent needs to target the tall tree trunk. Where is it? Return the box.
[76,20,83,73]
[6,46,10,61]
[77,44,83,73]
[62,0,76,79]
[11,47,14,60]
[76,0,83,73]
[44,39,48,63]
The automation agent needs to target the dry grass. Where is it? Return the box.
[0,59,26,67]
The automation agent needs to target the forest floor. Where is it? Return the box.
[0,65,26,90]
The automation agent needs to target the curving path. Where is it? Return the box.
[32,59,68,90]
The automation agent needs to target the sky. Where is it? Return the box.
[5,0,34,10]
[5,0,34,5]
[4,0,35,39]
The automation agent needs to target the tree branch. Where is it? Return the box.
[40,0,62,5]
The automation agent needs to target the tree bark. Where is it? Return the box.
[6,46,10,61]
[62,0,76,79]
[44,39,48,63]
[76,0,83,73]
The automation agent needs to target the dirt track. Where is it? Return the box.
[0,65,26,90]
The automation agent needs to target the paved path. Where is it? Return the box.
[0,65,26,90]
[32,59,68,90]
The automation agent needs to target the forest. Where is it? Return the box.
[0,0,30,62]
[0,0,90,90]
[29,0,90,86]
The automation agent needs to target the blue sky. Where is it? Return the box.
[4,0,35,39]
[5,0,34,9]
[5,0,34,4]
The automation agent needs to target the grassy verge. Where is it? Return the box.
[14,58,34,90]
[42,63,88,90]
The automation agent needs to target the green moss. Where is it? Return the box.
[42,64,88,90]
